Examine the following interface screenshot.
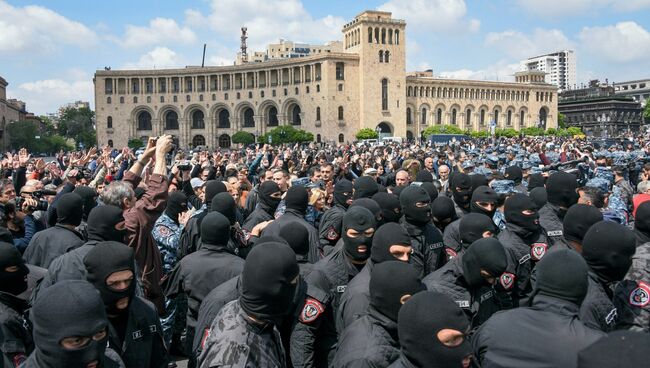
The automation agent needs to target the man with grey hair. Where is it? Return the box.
[637,181,650,194]
[100,135,173,314]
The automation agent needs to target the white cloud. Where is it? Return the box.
[111,18,196,49]
[485,28,573,60]
[0,1,98,53]
[579,21,650,63]
[14,78,94,115]
[439,61,521,81]
[516,0,650,16]
[378,0,476,32]
[123,47,187,69]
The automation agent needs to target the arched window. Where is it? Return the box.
[338,133,345,143]
[368,27,373,43]
[107,116,113,129]
[507,110,512,126]
[243,107,255,127]
[385,51,390,63]
[338,106,344,120]
[374,27,380,43]
[395,30,399,44]
[381,28,386,44]
[219,134,231,148]
[480,110,486,126]
[192,110,205,129]
[436,108,443,124]
[165,111,179,130]
[466,109,471,127]
[218,109,230,128]
[388,29,393,44]
[379,50,384,63]
[291,105,301,125]
[421,108,427,125]
[137,111,152,131]
[381,79,389,110]
[268,106,278,126]
[451,109,457,125]
[316,107,321,121]
[520,110,525,127]
[107,97,111,104]
[494,110,500,127]
[406,107,412,125]
[192,135,206,147]
[317,134,322,143]
[336,62,345,80]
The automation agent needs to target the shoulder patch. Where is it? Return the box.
[499,272,515,291]
[200,328,211,349]
[547,230,563,237]
[530,243,548,261]
[456,300,470,308]
[157,225,171,236]
[605,308,618,325]
[326,227,339,241]
[445,248,458,261]
[13,353,26,367]
[518,254,531,265]
[629,281,650,308]
[299,298,325,323]
[429,242,444,250]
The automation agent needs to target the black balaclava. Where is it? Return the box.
[504,166,523,184]
[372,192,403,224]
[342,206,376,262]
[546,172,579,210]
[0,242,29,295]
[527,173,546,190]
[56,193,83,227]
[504,194,541,238]
[563,204,603,244]
[239,241,299,325]
[31,280,109,368]
[470,174,489,192]
[201,212,231,246]
[285,185,309,214]
[334,179,353,208]
[87,205,126,242]
[204,180,227,206]
[371,222,411,264]
[415,170,434,183]
[211,192,237,225]
[391,185,407,198]
[529,187,548,209]
[534,248,588,305]
[398,291,471,368]
[470,186,499,218]
[420,182,439,202]
[582,221,636,283]
[578,331,650,368]
[353,176,379,199]
[459,213,496,248]
[165,191,187,224]
[431,196,458,231]
[400,186,432,226]
[84,241,136,315]
[279,222,310,258]
[450,173,473,209]
[258,181,282,213]
[370,261,425,322]
[351,198,383,225]
[73,186,98,221]
[461,238,507,288]
[634,201,650,244]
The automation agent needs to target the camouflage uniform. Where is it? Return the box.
[198,300,287,368]
[614,242,650,332]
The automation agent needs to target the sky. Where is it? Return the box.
[1,0,649,115]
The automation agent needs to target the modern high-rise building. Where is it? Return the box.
[521,50,576,91]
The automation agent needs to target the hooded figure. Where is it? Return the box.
[84,241,169,367]
[420,182,439,202]
[539,172,579,245]
[164,191,187,225]
[23,193,85,268]
[459,213,497,249]
[504,166,523,185]
[319,180,353,251]
[372,192,403,224]
[333,261,425,368]
[527,173,545,190]
[279,222,312,272]
[351,198,383,225]
[529,187,548,209]
[0,242,29,296]
[333,179,354,208]
[394,291,471,368]
[342,206,376,263]
[24,280,120,368]
[561,204,603,253]
[431,196,458,232]
[580,221,636,331]
[73,186,98,221]
[470,186,499,219]
[633,200,650,245]
[258,181,282,214]
[87,205,127,243]
[449,173,473,216]
[472,249,605,368]
[353,176,379,199]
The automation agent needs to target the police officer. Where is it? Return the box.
[23,193,85,268]
[178,181,228,258]
[0,242,33,367]
[353,176,379,199]
[371,192,403,224]
[424,237,509,329]
[198,241,299,368]
[580,221,636,332]
[23,280,124,367]
[431,196,457,233]
[388,291,471,368]
[498,193,551,303]
[84,241,168,367]
[290,206,376,368]
[211,192,252,258]
[318,179,353,253]
[400,186,446,277]
[449,173,473,217]
[242,181,281,232]
[333,261,425,368]
[337,222,412,332]
[539,172,579,246]
[473,249,605,368]
[557,204,603,253]
[164,212,245,353]
[153,191,189,275]
[505,165,527,193]
[279,222,314,275]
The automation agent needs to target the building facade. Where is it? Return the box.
[521,50,576,91]
[614,78,650,106]
[94,11,558,149]
[0,76,41,151]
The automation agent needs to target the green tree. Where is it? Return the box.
[7,120,71,153]
[495,128,519,138]
[58,106,96,148]
[355,128,379,140]
[258,125,314,144]
[470,130,489,138]
[566,126,583,136]
[521,127,545,136]
[558,113,566,129]
[644,103,650,123]
[128,138,144,149]
[546,128,558,136]
[232,131,255,145]
[422,124,464,136]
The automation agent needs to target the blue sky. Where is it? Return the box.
[1,0,649,115]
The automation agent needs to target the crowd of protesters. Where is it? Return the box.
[1,130,650,367]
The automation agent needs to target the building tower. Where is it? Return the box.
[342,11,406,138]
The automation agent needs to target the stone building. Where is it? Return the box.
[0,76,41,151]
[94,10,558,149]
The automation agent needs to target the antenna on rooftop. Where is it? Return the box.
[201,43,206,67]
[240,27,248,63]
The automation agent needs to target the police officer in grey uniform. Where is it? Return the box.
[539,172,579,246]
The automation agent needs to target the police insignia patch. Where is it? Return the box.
[445,248,457,260]
[499,272,515,290]
[299,298,325,323]
[326,227,339,241]
[530,243,548,261]
[158,226,171,236]
[629,281,650,308]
